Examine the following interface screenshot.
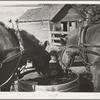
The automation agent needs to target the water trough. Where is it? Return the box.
[18,71,79,92]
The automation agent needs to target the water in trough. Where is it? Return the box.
[21,72,77,85]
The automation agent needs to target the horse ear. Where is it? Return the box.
[60,38,66,46]
[42,41,48,49]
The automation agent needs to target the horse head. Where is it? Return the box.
[58,30,79,74]
[19,30,51,76]
[58,47,79,74]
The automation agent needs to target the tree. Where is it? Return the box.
[72,4,100,24]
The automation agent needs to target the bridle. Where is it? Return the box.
[0,20,50,89]
[0,46,20,68]
[58,47,74,72]
[0,46,23,88]
[58,24,100,73]
[0,21,24,88]
[0,40,47,89]
[58,48,67,68]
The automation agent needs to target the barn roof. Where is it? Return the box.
[18,4,65,22]
[61,8,83,21]
[18,4,83,23]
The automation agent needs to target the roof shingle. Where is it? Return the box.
[18,4,64,22]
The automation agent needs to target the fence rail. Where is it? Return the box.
[50,29,78,46]
[50,31,68,46]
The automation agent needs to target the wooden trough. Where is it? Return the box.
[18,71,79,92]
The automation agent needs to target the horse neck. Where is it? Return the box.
[85,24,100,92]
[20,30,42,54]
[81,24,100,64]
[0,24,19,60]
[86,24,100,44]
[66,33,78,46]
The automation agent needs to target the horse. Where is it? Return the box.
[58,29,79,74]
[0,22,51,91]
[58,24,100,92]
[0,22,20,91]
[19,30,51,76]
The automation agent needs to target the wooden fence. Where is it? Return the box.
[50,29,78,46]
[50,31,68,46]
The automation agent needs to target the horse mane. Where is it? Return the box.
[0,22,7,28]
[20,30,40,45]
[0,21,19,46]
[8,28,19,46]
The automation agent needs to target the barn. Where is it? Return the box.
[18,4,83,46]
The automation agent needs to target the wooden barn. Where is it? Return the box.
[18,4,83,46]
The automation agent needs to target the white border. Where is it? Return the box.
[0,92,100,99]
[0,1,100,5]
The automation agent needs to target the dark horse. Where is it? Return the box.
[0,22,20,91]
[0,22,51,91]
[19,30,51,76]
[58,24,100,92]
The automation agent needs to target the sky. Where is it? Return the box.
[0,1,41,6]
[0,1,66,6]
[0,1,55,27]
[0,1,42,28]
[0,1,65,29]
[0,1,100,28]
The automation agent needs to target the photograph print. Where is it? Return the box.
[0,1,100,93]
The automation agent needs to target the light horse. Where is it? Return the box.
[58,29,79,74]
[58,24,100,92]
[0,22,51,91]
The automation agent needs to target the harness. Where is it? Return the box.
[0,47,23,88]
[59,24,100,73]
[0,46,20,68]
[58,47,74,72]
[0,20,24,89]
[78,25,100,71]
[58,48,67,68]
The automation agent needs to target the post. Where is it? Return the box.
[48,21,52,46]
[84,12,91,27]
[67,21,70,32]
[15,19,20,39]
[15,19,24,51]
[9,19,14,29]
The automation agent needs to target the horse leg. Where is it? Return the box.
[90,65,100,92]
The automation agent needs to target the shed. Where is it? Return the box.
[18,4,83,45]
